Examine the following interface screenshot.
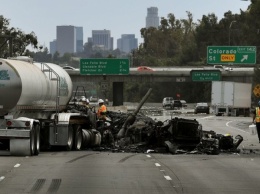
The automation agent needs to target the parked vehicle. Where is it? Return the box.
[89,96,99,107]
[194,103,210,114]
[211,81,252,116]
[180,100,187,108]
[0,57,99,156]
[171,100,182,109]
[162,98,183,109]
[162,97,173,109]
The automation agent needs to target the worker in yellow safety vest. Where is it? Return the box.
[252,100,260,143]
[97,99,107,120]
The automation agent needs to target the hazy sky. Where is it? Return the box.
[1,0,250,50]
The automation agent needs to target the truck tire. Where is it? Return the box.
[30,127,36,156]
[34,124,40,155]
[66,125,74,151]
[73,125,83,151]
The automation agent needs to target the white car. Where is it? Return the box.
[180,100,187,108]
[89,96,99,107]
[162,97,173,109]
[214,65,233,71]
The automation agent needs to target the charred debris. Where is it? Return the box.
[95,111,243,155]
[67,88,243,155]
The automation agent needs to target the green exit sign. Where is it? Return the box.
[191,70,221,81]
[207,46,256,65]
[80,59,129,75]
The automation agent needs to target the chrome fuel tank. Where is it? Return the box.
[0,58,73,116]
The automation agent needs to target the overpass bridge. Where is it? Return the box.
[66,67,255,105]
[68,66,254,83]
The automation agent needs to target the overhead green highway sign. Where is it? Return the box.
[207,46,256,65]
[80,58,129,75]
[191,70,221,81]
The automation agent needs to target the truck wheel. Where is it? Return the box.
[34,124,40,155]
[66,125,74,151]
[74,125,83,151]
[30,127,36,156]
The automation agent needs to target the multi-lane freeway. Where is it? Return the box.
[1,110,260,194]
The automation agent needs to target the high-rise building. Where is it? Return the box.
[56,25,76,56]
[56,25,83,56]
[146,7,159,28]
[117,34,138,53]
[91,30,113,50]
[75,27,83,53]
[49,39,56,55]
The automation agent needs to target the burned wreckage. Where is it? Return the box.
[103,112,243,155]
[67,89,243,155]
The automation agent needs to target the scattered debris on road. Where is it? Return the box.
[87,110,243,155]
[66,88,243,155]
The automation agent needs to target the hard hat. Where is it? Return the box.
[81,96,88,102]
[98,99,104,104]
[104,122,111,127]
[80,96,86,101]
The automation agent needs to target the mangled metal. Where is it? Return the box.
[94,109,243,155]
[65,88,243,155]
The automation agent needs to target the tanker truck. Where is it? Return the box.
[0,57,99,156]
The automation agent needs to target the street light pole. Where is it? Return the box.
[229,20,237,46]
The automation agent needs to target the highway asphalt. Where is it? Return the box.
[238,125,260,155]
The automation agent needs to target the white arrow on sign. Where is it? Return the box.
[241,55,248,62]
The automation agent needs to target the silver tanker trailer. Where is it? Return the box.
[0,57,99,156]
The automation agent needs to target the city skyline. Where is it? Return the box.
[1,0,250,51]
[51,8,156,55]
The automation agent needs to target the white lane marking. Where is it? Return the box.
[146,155,151,158]
[0,176,5,181]
[14,163,21,168]
[155,163,161,167]
[164,176,172,180]
[160,170,165,172]
[199,116,249,134]
[226,121,248,133]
